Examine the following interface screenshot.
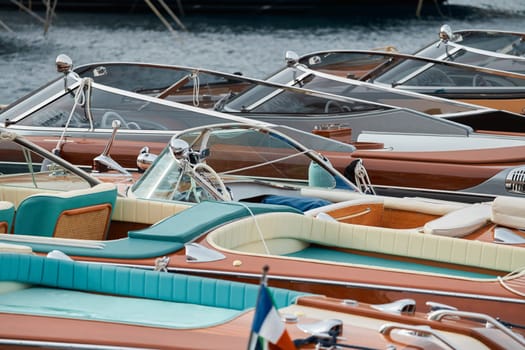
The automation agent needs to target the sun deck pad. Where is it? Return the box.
[0,253,305,310]
[128,200,301,242]
[0,287,242,329]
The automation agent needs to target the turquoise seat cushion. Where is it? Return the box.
[128,200,301,242]
[0,287,242,329]
[0,253,306,310]
[286,246,495,279]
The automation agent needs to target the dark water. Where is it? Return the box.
[0,0,523,105]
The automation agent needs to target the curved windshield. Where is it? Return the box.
[221,67,390,115]
[414,31,525,73]
[0,77,66,123]
[8,79,255,131]
[417,31,525,57]
[76,63,253,108]
[130,125,356,202]
[299,52,394,80]
[375,58,525,88]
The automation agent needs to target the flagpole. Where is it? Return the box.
[260,264,269,286]
[247,265,270,350]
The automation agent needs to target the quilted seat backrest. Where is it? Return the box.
[0,253,307,310]
[13,183,117,240]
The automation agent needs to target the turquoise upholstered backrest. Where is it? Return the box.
[0,253,305,310]
[13,183,117,237]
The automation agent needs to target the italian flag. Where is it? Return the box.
[249,284,297,350]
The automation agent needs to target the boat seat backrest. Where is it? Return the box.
[0,253,306,310]
[0,201,15,233]
[13,183,117,240]
[0,185,192,228]
[422,203,492,237]
[112,196,191,225]
[0,186,57,207]
[207,212,525,273]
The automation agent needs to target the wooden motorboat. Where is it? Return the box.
[0,124,524,327]
[298,26,525,114]
[3,57,525,200]
[1,186,525,327]
[2,248,521,350]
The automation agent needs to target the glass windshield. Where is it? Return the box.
[221,67,390,114]
[416,31,525,57]
[299,52,394,79]
[374,58,525,88]
[131,125,354,202]
[414,31,525,73]
[0,131,92,191]
[10,81,254,131]
[299,74,475,115]
[76,63,254,109]
[0,77,67,123]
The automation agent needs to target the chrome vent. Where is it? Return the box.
[506,168,525,194]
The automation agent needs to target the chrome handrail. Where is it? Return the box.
[379,323,456,349]
[428,309,525,346]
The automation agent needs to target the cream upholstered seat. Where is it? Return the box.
[491,195,525,229]
[422,203,492,237]
[13,183,117,240]
[207,212,525,273]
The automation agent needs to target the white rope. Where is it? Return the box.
[191,71,200,107]
[497,266,525,297]
[221,150,311,175]
[54,77,91,151]
[354,159,376,195]
[21,148,38,187]
[154,256,170,272]
[234,202,271,255]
